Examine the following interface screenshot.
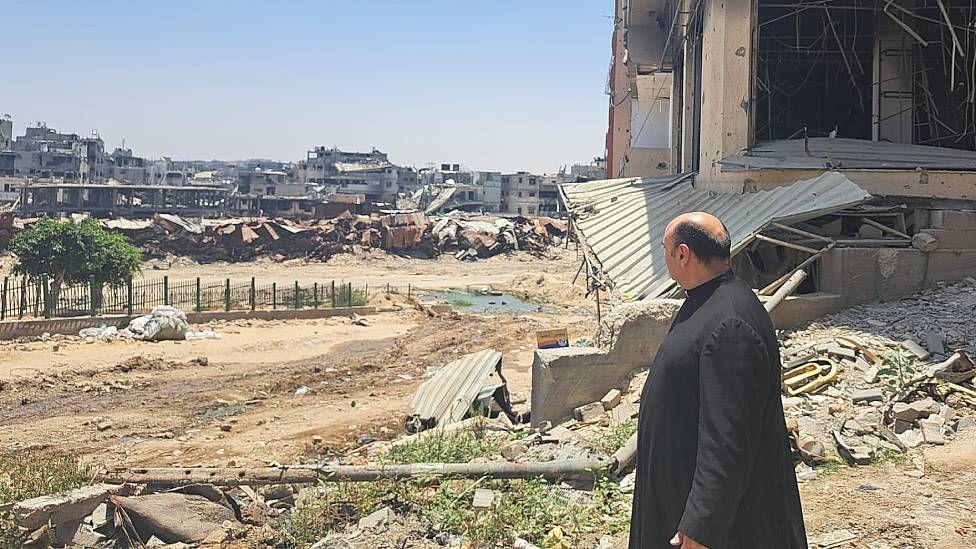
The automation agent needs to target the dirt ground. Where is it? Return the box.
[0,251,595,469]
[1,250,974,548]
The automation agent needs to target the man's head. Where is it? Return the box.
[662,212,731,290]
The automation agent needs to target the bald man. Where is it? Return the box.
[628,212,806,549]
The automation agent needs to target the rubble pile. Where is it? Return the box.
[101,212,567,263]
[778,277,976,476]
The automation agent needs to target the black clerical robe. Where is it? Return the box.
[629,271,806,549]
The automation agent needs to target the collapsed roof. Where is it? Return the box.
[560,171,871,300]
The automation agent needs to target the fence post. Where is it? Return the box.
[331,281,336,308]
[272,282,277,310]
[192,277,200,312]
[292,281,298,310]
[348,282,353,307]
[33,278,41,317]
[127,278,133,316]
[313,282,319,309]
[224,279,231,311]
[408,283,411,298]
[41,275,50,319]
[365,283,368,304]
[19,277,26,319]
[163,276,169,306]
[250,277,256,311]
[89,276,97,317]
[1,276,7,321]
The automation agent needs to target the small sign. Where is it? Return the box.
[536,328,569,349]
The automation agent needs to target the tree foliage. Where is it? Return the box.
[10,218,141,288]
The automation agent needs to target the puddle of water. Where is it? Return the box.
[421,290,542,314]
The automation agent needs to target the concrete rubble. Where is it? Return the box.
[10,279,976,547]
[68,212,567,263]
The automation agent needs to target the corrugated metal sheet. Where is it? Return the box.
[410,349,502,427]
[562,171,871,300]
[721,138,976,171]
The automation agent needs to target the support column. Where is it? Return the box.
[697,0,753,189]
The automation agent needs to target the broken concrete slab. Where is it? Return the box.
[358,506,394,531]
[956,416,976,433]
[573,402,606,423]
[532,299,681,426]
[610,403,640,423]
[13,483,135,530]
[600,389,622,411]
[111,492,236,544]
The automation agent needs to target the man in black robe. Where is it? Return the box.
[628,212,806,549]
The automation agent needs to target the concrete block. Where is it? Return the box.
[900,339,930,361]
[920,420,945,445]
[955,416,975,433]
[851,388,883,404]
[600,389,622,411]
[531,299,680,426]
[919,228,976,251]
[471,489,496,510]
[912,232,939,252]
[573,402,605,423]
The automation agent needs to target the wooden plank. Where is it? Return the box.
[862,218,910,239]
[754,234,819,254]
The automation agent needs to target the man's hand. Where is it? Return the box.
[670,532,707,548]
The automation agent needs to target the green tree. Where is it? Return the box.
[10,218,141,309]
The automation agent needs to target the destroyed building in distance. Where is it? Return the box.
[0,117,605,220]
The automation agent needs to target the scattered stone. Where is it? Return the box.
[294,386,310,396]
[900,339,931,361]
[824,344,856,361]
[912,232,938,252]
[219,424,232,432]
[358,506,393,531]
[909,398,941,419]
[356,434,375,446]
[600,389,622,411]
[956,416,976,433]
[96,420,113,432]
[500,441,528,461]
[573,402,605,423]
[795,463,817,482]
[919,420,945,445]
[311,435,323,445]
[897,429,924,448]
[893,419,913,434]
[851,388,883,404]
[471,489,496,510]
[925,329,946,357]
[863,365,879,384]
[892,402,918,422]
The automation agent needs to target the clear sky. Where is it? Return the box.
[2,1,611,174]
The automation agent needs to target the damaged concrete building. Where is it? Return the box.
[536,0,976,426]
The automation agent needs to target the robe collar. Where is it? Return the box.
[685,270,734,299]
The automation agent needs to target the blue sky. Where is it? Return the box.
[2,1,612,173]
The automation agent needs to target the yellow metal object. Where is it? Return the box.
[782,358,840,396]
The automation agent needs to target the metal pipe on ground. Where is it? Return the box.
[100,457,615,487]
[611,432,639,476]
[763,270,807,313]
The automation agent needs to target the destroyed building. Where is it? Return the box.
[500,172,561,216]
[534,0,976,426]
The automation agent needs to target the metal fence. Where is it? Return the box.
[0,275,407,320]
